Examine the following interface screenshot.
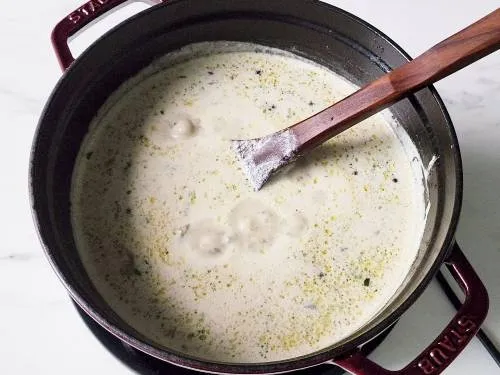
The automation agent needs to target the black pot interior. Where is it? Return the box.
[30,0,461,373]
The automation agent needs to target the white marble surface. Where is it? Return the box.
[0,0,499,374]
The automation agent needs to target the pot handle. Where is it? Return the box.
[51,0,166,71]
[332,243,488,375]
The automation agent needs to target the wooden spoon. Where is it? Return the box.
[232,8,500,190]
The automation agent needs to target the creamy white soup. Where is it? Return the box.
[71,42,425,362]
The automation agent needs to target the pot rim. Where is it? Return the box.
[30,0,463,373]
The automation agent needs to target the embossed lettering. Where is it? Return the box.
[88,0,99,12]
[68,0,111,25]
[417,315,478,374]
[437,335,457,352]
[429,348,449,366]
[450,328,467,344]
[457,317,476,333]
[87,0,108,12]
[78,6,90,16]
[68,11,81,24]
[418,358,436,374]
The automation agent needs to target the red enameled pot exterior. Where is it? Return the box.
[31,1,488,374]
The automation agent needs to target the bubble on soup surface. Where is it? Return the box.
[229,199,279,251]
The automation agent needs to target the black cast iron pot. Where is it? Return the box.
[30,0,489,374]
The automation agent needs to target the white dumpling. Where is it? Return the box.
[180,220,233,266]
[229,199,279,252]
[170,117,194,139]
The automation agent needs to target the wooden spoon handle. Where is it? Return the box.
[292,8,500,151]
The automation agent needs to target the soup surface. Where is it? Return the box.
[71,42,425,362]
